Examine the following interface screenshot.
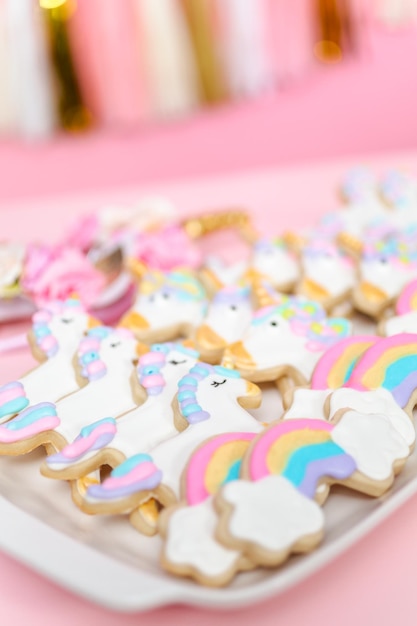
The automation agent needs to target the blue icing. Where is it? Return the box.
[6,403,56,430]
[383,355,417,391]
[214,366,240,378]
[282,442,345,487]
[182,403,202,417]
[80,417,116,437]
[0,397,29,418]
[222,459,242,484]
[111,454,153,477]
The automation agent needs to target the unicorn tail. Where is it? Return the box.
[0,381,29,423]
[0,402,59,444]
[44,417,117,475]
[85,453,162,505]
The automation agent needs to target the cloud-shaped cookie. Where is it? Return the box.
[217,475,324,566]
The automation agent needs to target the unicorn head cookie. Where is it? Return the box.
[121,269,208,343]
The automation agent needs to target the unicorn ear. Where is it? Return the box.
[87,315,102,329]
[337,232,363,258]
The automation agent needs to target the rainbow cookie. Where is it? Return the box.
[226,296,352,386]
[159,432,256,587]
[215,413,410,569]
[283,335,379,421]
[0,298,98,423]
[379,278,417,336]
[120,269,208,343]
[0,326,141,457]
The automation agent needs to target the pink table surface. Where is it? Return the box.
[1,152,417,625]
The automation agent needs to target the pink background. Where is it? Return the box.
[1,153,417,625]
[1,22,417,626]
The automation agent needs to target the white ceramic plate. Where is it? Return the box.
[0,387,415,613]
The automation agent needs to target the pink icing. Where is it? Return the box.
[248,419,333,482]
[62,423,117,459]
[0,386,26,405]
[86,360,106,377]
[0,417,60,443]
[396,279,417,315]
[103,461,157,490]
[141,374,165,389]
[186,432,255,506]
[139,352,166,366]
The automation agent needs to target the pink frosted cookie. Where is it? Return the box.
[379,278,417,335]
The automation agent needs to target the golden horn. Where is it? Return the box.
[252,278,279,309]
[220,348,235,369]
[336,232,363,258]
[182,209,253,239]
[126,258,148,280]
[282,231,306,251]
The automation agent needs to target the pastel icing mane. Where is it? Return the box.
[252,299,351,352]
[177,363,241,425]
[0,382,29,419]
[362,238,417,271]
[0,402,59,442]
[87,453,163,501]
[185,432,256,506]
[345,333,417,409]
[32,297,85,358]
[77,326,134,382]
[396,279,417,315]
[311,335,379,390]
[140,269,206,303]
[138,342,199,396]
[211,285,250,306]
[341,166,376,204]
[247,419,357,498]
[380,170,416,209]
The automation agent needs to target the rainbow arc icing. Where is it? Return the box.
[247,419,357,499]
[346,333,417,408]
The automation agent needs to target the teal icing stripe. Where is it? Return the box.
[222,459,242,485]
[0,397,29,418]
[80,417,116,437]
[383,355,417,390]
[111,454,153,477]
[282,442,345,486]
[6,404,57,430]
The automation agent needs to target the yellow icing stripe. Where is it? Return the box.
[327,342,371,388]
[204,440,250,495]
[266,429,331,475]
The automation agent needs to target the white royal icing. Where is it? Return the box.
[54,332,138,443]
[19,310,90,407]
[329,387,415,447]
[332,410,410,482]
[384,311,417,336]
[147,374,262,500]
[201,293,253,345]
[164,499,241,578]
[358,258,417,300]
[301,253,356,299]
[45,347,198,472]
[283,389,329,421]
[251,240,300,289]
[221,475,324,554]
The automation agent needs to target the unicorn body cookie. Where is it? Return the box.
[79,363,262,526]
[0,299,95,422]
[42,342,199,482]
[0,327,139,455]
[249,238,300,293]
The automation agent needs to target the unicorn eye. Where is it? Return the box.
[229,305,237,311]
[211,379,227,387]
[270,320,279,327]
[162,292,170,299]
[110,341,121,348]
[61,318,74,324]
[169,359,187,365]
[379,257,388,264]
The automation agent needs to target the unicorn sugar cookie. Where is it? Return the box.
[0,298,97,423]
[42,342,199,487]
[0,326,141,456]
[159,432,256,587]
[296,240,357,315]
[79,362,262,531]
[352,236,417,319]
[226,296,351,386]
[195,286,253,364]
[248,238,300,293]
[121,269,208,343]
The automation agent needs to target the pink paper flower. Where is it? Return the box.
[134,225,201,270]
[22,245,106,308]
